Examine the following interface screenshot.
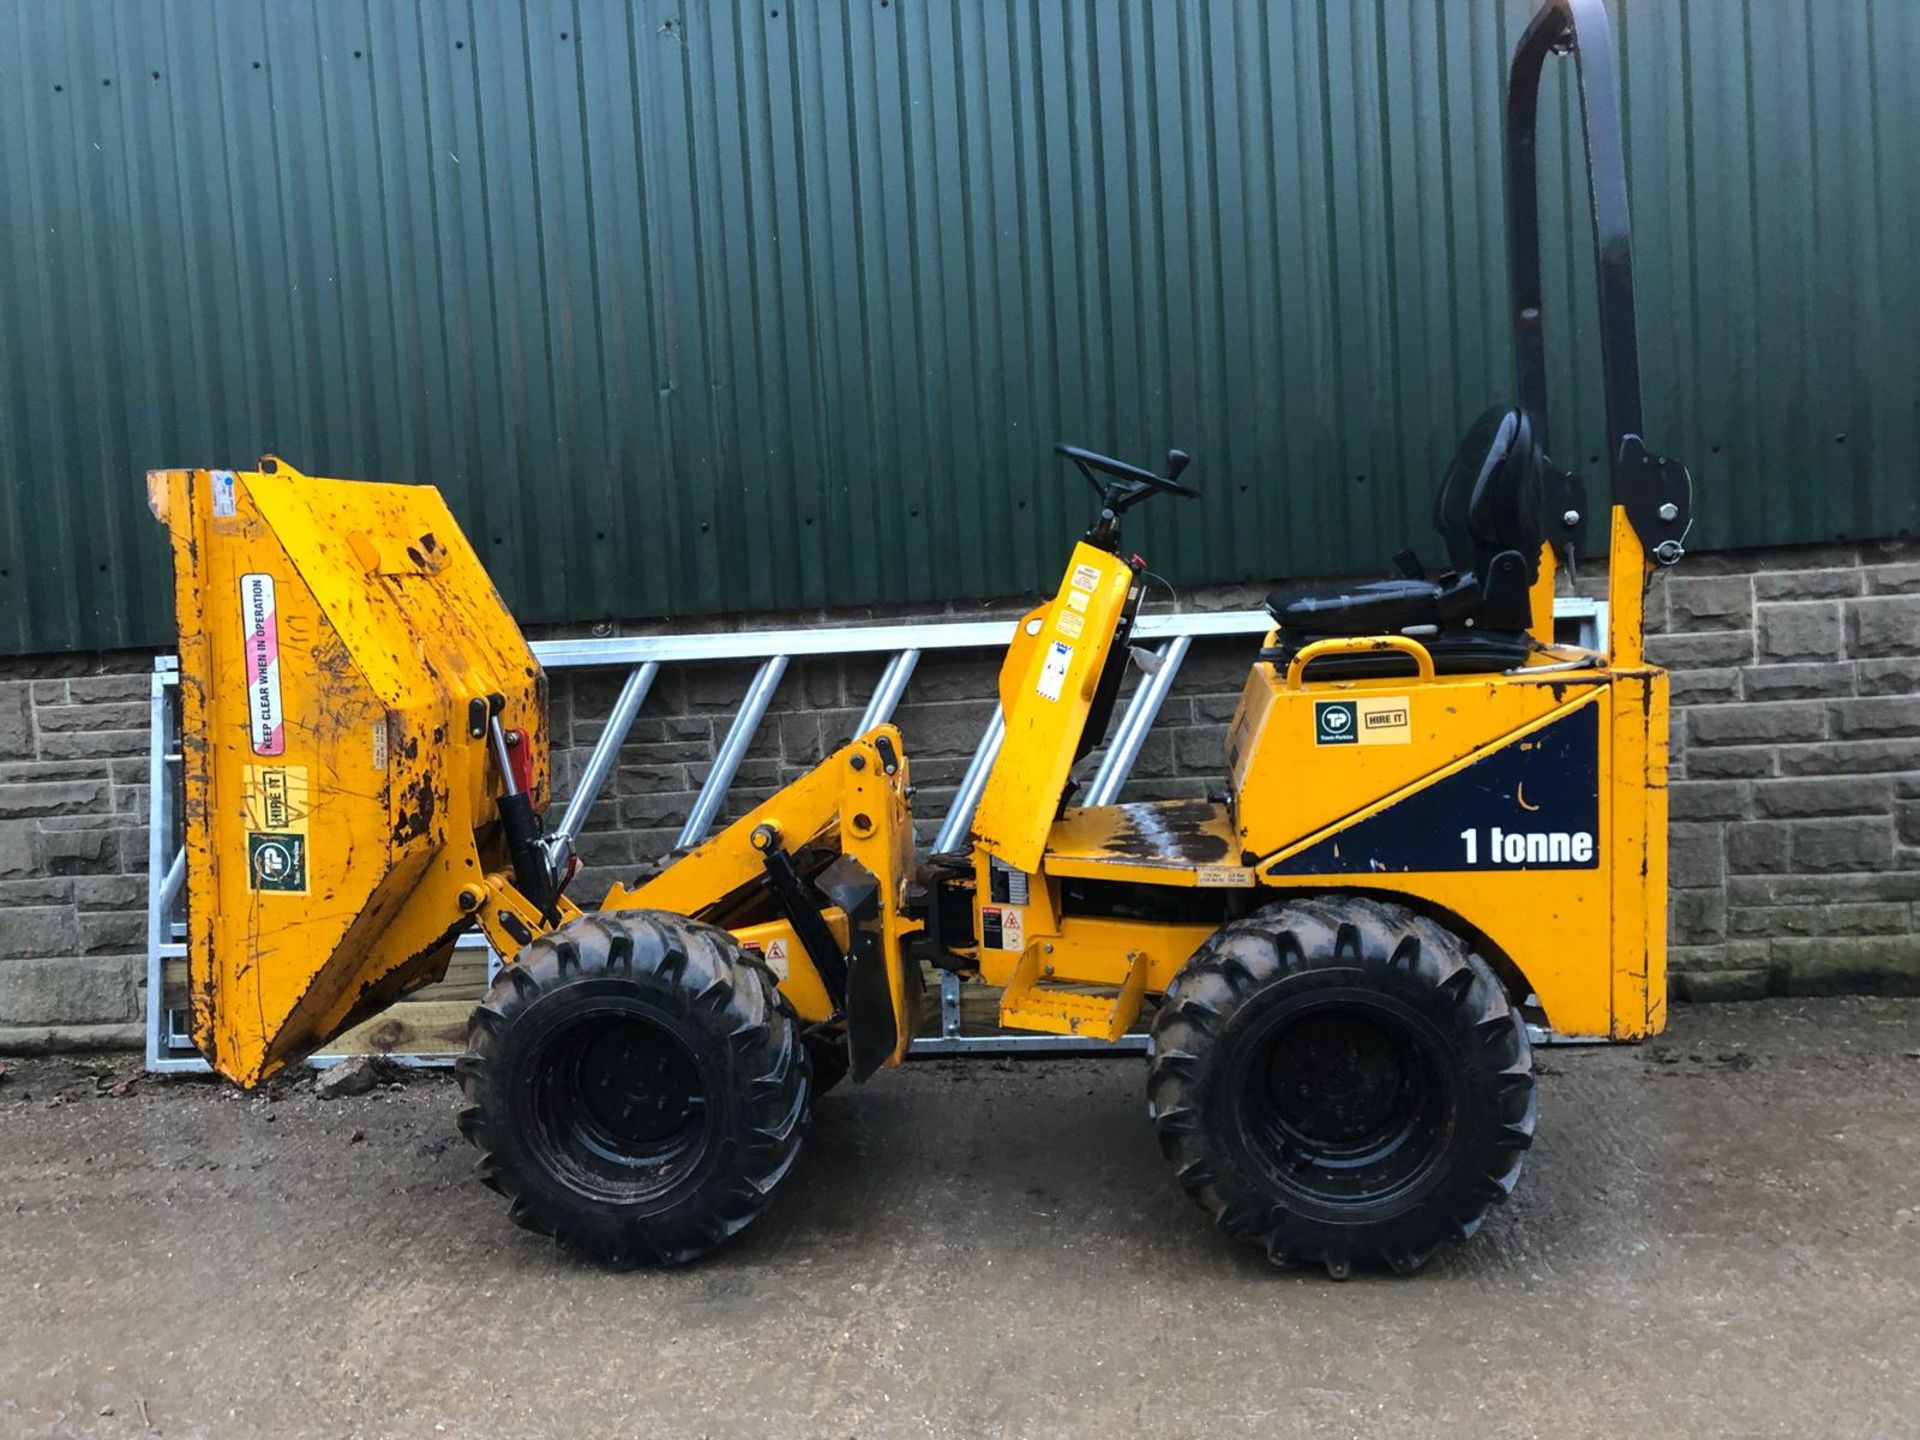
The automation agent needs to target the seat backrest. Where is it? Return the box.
[1431,406,1546,581]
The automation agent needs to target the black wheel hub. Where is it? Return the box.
[1267,1013,1411,1147]
[1233,996,1454,1208]
[572,1019,704,1149]
[526,1010,714,1201]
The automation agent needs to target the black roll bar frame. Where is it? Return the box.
[1506,0,1692,566]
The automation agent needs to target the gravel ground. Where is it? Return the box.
[1,996,1917,1439]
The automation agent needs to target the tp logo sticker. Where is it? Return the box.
[1316,696,1412,747]
[247,832,308,893]
[240,573,285,756]
[1315,701,1357,745]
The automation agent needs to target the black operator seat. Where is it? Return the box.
[1265,406,1550,677]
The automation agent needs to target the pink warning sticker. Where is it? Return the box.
[240,573,285,756]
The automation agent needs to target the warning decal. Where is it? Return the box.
[742,937,793,980]
[1055,609,1085,640]
[980,905,1024,951]
[1036,640,1074,702]
[240,573,285,756]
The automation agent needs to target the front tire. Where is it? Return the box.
[457,910,808,1267]
[1147,896,1535,1276]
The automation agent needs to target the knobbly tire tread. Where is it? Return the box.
[1147,896,1536,1277]
[458,910,809,1268]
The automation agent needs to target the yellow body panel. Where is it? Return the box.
[1043,800,1250,887]
[976,913,1220,994]
[1227,656,1603,859]
[731,913,850,1024]
[964,523,1670,1044]
[609,727,923,1062]
[971,543,1136,872]
[149,463,545,1085]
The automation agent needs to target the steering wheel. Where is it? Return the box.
[1054,443,1200,511]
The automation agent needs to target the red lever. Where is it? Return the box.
[504,728,535,797]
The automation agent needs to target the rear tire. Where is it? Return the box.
[457,910,809,1267]
[1147,895,1535,1276]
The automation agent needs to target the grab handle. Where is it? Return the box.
[1283,636,1437,690]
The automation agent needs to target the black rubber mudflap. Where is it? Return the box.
[844,931,899,1082]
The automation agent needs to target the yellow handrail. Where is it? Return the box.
[1283,635,1437,689]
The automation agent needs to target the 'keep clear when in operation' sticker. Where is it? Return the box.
[240,573,285,756]
[244,763,309,894]
[1035,640,1074,702]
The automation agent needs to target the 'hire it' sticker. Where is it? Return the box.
[244,765,309,833]
[245,764,311,894]
[1314,696,1411,747]
[240,573,285,756]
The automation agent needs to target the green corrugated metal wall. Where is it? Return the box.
[2,0,1915,655]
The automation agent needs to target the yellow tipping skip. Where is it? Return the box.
[148,462,547,1085]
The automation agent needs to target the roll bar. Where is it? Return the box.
[1505,0,1691,574]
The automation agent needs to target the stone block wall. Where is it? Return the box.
[1651,540,1920,1000]
[1,537,1917,1047]
[0,666,154,1048]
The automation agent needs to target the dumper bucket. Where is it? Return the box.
[149,461,547,1086]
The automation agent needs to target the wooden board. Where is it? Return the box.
[320,1000,474,1060]
[163,948,492,1064]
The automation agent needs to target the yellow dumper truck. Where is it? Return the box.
[149,0,1687,1274]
